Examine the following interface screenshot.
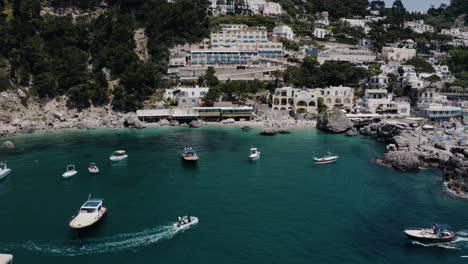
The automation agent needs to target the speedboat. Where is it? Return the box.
[109,150,128,161]
[88,163,99,174]
[314,153,338,164]
[62,165,77,178]
[173,216,198,230]
[182,148,198,161]
[249,147,261,160]
[404,223,456,243]
[0,162,11,180]
[69,197,107,229]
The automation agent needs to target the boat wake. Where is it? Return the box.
[18,223,191,256]
[410,231,468,250]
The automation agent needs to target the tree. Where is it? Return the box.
[204,66,219,87]
[425,74,441,87]
[317,97,328,113]
[405,57,435,74]
[387,0,407,28]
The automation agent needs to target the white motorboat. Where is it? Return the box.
[404,223,455,243]
[0,162,11,180]
[88,163,99,174]
[69,197,107,229]
[0,254,13,264]
[173,216,198,230]
[182,148,198,161]
[249,148,261,160]
[62,165,77,178]
[314,153,338,164]
[109,150,128,161]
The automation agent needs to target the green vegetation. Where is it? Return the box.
[404,57,435,73]
[0,0,210,111]
[283,56,367,88]
[447,47,468,88]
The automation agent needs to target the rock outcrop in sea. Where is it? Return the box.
[316,110,353,133]
[360,118,468,198]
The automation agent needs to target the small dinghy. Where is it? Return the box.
[174,216,198,230]
[182,148,198,161]
[109,150,128,161]
[69,197,107,229]
[0,162,11,180]
[62,165,77,178]
[314,153,338,164]
[249,147,261,161]
[404,223,455,243]
[88,163,99,174]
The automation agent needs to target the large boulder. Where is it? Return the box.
[159,119,170,126]
[124,113,145,129]
[222,118,236,124]
[189,119,202,128]
[345,127,359,137]
[260,128,277,136]
[381,151,421,171]
[316,110,353,133]
[1,141,15,149]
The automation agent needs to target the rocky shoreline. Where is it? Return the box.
[358,118,468,199]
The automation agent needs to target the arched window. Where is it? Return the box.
[281,99,287,105]
[280,107,286,110]
[273,107,279,110]
[335,98,342,104]
[296,101,307,106]
[274,98,280,105]
[344,98,351,104]
[309,101,316,107]
[326,98,332,104]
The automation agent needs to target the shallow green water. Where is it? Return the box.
[1,127,468,263]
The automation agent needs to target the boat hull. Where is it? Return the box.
[109,155,128,161]
[404,229,455,243]
[88,168,99,174]
[0,169,11,180]
[173,217,198,231]
[182,155,198,161]
[62,171,77,178]
[69,207,107,229]
[249,154,260,160]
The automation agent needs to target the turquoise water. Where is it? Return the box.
[1,127,468,263]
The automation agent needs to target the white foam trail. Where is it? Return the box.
[21,223,190,256]
[411,241,460,250]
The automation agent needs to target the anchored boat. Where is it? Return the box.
[404,223,455,243]
[69,197,107,229]
[249,147,261,160]
[0,254,13,264]
[174,216,198,230]
[62,165,77,178]
[88,163,99,174]
[0,162,11,180]
[314,153,338,164]
[182,148,198,161]
[109,150,128,161]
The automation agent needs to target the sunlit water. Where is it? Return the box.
[0,127,467,263]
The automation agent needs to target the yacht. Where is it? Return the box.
[0,162,11,180]
[69,197,107,229]
[174,216,198,230]
[88,163,99,174]
[182,148,198,161]
[404,223,455,243]
[109,150,128,161]
[62,165,77,178]
[314,153,338,164]
[249,148,261,160]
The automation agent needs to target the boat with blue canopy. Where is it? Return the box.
[0,162,11,180]
[182,148,198,161]
[69,196,107,229]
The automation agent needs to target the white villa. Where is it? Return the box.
[369,74,389,89]
[313,28,333,39]
[404,20,434,34]
[273,25,294,40]
[356,89,410,117]
[164,86,210,108]
[381,47,416,62]
[271,86,354,114]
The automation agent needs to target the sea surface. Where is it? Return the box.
[0,127,468,263]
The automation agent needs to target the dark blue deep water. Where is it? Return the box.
[1,127,467,263]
